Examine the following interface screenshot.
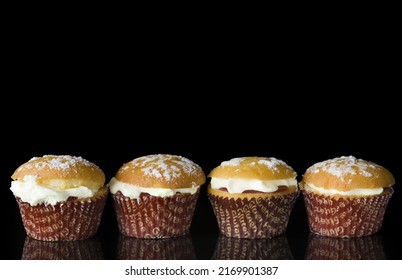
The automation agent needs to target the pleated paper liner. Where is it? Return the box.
[302,187,393,238]
[208,188,299,238]
[15,187,108,241]
[305,233,385,260]
[212,235,293,260]
[117,234,196,259]
[112,190,200,238]
[22,236,103,260]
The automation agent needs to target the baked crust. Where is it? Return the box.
[11,155,105,191]
[208,157,296,180]
[115,154,206,189]
[302,156,394,191]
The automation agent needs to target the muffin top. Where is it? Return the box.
[114,154,206,189]
[302,156,394,191]
[209,157,296,180]
[11,155,105,191]
[208,157,297,194]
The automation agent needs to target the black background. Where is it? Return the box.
[1,44,400,260]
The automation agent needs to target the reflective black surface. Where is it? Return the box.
[117,234,197,260]
[22,236,103,260]
[212,235,294,260]
[305,233,385,260]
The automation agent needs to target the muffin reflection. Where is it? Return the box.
[22,236,103,260]
[305,233,386,260]
[118,234,196,259]
[212,235,293,260]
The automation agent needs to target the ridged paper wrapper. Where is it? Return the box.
[112,191,199,238]
[15,188,108,241]
[208,190,299,238]
[302,188,393,238]
[117,234,196,259]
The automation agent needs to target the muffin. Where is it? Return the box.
[300,156,394,238]
[207,157,299,239]
[10,155,107,241]
[109,154,205,238]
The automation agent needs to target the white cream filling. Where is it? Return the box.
[305,182,383,196]
[10,175,96,206]
[210,177,297,194]
[108,177,199,199]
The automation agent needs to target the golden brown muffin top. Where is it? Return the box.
[11,155,105,191]
[208,157,296,180]
[302,156,394,191]
[115,154,206,188]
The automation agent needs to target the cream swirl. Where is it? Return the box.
[10,175,96,206]
[108,177,199,199]
[210,177,297,194]
[304,182,383,196]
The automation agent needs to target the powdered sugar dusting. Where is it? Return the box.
[258,158,288,172]
[130,154,201,181]
[307,156,380,182]
[220,157,291,173]
[120,164,130,172]
[221,158,245,167]
[18,155,96,173]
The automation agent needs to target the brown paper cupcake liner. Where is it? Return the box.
[117,234,196,259]
[212,235,293,260]
[15,189,107,241]
[208,191,299,239]
[112,191,200,238]
[305,233,385,260]
[22,236,103,260]
[302,188,393,238]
